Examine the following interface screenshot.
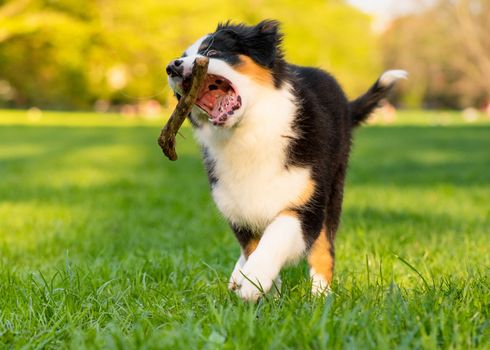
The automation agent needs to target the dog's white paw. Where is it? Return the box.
[236,272,273,302]
[234,260,276,302]
[310,269,331,296]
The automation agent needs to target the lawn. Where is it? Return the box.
[0,110,489,349]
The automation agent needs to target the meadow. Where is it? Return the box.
[0,110,489,349]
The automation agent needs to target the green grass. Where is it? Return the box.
[0,109,489,349]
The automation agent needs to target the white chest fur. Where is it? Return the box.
[194,84,311,232]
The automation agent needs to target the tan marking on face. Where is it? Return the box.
[308,227,334,284]
[244,239,259,258]
[235,55,274,86]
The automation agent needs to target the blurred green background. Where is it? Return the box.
[1,2,489,347]
[0,0,489,112]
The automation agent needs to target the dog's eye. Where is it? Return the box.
[206,50,220,57]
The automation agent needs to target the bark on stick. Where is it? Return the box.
[158,57,209,161]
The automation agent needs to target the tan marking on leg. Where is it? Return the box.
[235,55,274,86]
[308,227,334,285]
[280,209,298,218]
[292,178,316,207]
[244,239,259,258]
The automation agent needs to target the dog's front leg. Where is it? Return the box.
[229,253,282,294]
[235,212,306,301]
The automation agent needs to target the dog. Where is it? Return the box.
[166,20,406,301]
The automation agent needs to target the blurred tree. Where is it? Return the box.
[0,0,97,108]
[381,0,490,109]
[0,0,379,110]
[452,0,490,106]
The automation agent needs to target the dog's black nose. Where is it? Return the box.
[166,59,184,77]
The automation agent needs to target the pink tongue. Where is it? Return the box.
[209,94,237,122]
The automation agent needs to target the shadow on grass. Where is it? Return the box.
[349,125,490,187]
[0,124,489,267]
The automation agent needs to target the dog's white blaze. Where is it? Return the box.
[195,79,310,230]
[310,268,331,295]
[179,36,209,77]
[184,35,209,56]
[236,215,306,301]
[379,69,408,87]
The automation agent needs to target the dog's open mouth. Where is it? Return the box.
[192,74,242,126]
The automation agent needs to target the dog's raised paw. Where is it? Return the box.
[235,276,271,302]
[234,267,274,302]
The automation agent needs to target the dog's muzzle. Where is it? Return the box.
[166,59,184,78]
[166,58,242,127]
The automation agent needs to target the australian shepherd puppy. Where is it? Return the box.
[166,20,406,301]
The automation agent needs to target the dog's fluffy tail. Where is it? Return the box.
[348,70,407,127]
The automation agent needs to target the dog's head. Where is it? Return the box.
[166,20,286,128]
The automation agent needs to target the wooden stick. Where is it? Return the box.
[158,57,209,161]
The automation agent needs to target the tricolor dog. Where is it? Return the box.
[166,20,406,301]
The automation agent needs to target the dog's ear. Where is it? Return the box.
[257,19,280,36]
[246,20,282,68]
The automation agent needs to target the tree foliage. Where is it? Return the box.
[0,0,379,110]
[381,0,490,109]
[4,0,487,110]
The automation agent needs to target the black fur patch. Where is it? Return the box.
[230,223,257,252]
[284,65,352,246]
[202,147,218,187]
[198,20,288,88]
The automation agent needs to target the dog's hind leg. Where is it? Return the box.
[307,165,347,295]
[307,226,334,295]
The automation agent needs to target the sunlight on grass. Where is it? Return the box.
[0,110,488,349]
[0,109,172,127]
[1,108,490,127]
[0,144,46,160]
[0,201,79,261]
